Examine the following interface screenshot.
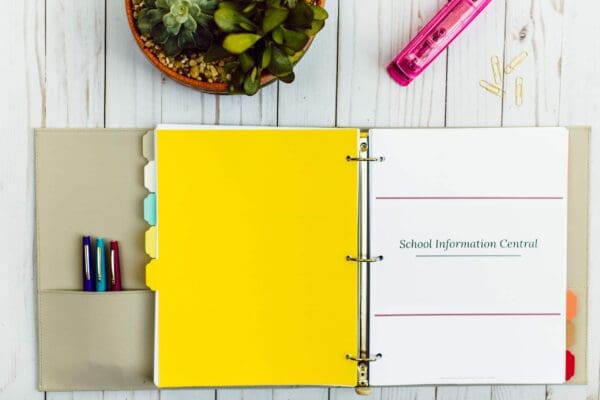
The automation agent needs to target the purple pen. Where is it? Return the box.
[82,236,95,291]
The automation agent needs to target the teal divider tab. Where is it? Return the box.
[144,193,157,226]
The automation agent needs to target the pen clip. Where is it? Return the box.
[84,244,90,281]
[97,246,102,281]
[111,249,116,285]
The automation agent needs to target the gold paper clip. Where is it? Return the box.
[346,353,382,363]
[491,56,503,85]
[515,77,524,106]
[505,51,528,75]
[346,255,384,263]
[346,155,385,162]
[479,80,504,97]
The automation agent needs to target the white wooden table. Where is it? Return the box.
[1,0,598,399]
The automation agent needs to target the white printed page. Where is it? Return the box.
[369,128,569,385]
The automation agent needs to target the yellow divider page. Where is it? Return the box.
[149,128,359,387]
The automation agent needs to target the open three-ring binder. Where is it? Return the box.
[35,126,590,392]
[143,126,586,391]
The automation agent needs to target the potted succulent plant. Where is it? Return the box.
[126,0,328,95]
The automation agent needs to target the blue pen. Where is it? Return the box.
[82,236,95,291]
[95,238,107,291]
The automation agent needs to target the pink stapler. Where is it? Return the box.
[387,0,494,86]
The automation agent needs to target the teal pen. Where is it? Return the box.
[95,238,107,291]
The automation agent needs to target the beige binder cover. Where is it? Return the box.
[565,127,590,384]
[34,127,590,391]
[36,129,155,391]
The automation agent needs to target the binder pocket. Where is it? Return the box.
[38,290,155,391]
[35,129,151,291]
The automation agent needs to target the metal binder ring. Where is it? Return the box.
[346,255,384,263]
[346,353,382,363]
[346,155,385,162]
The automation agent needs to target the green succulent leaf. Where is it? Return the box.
[287,1,314,29]
[262,7,289,34]
[268,46,293,76]
[311,6,328,20]
[188,3,202,18]
[163,13,182,34]
[204,44,230,62]
[222,33,262,54]
[178,28,195,48]
[271,26,284,44]
[306,18,325,36]
[145,0,157,7]
[193,24,213,50]
[214,7,256,32]
[218,1,239,10]
[183,15,198,31]
[170,2,190,24]
[239,52,256,72]
[281,27,308,51]
[233,69,245,85]
[197,0,219,11]
[137,9,163,35]
[243,67,261,95]
[162,36,181,56]
[156,0,170,10]
[261,44,272,69]
[224,60,241,76]
[149,24,168,43]
[282,46,295,56]
[289,48,305,63]
[193,12,213,28]
[239,21,257,32]
[242,3,257,14]
[278,71,295,83]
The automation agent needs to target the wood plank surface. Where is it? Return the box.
[0,1,45,400]
[0,0,598,399]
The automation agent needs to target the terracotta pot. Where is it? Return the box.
[125,0,325,94]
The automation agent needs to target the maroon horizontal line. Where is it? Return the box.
[374,313,562,317]
[376,196,564,200]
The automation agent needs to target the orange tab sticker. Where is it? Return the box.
[566,320,576,349]
[567,290,577,321]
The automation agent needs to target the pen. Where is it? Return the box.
[95,238,107,291]
[82,236,95,291]
[388,0,494,86]
[110,241,122,291]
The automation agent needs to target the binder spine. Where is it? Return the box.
[346,138,384,394]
